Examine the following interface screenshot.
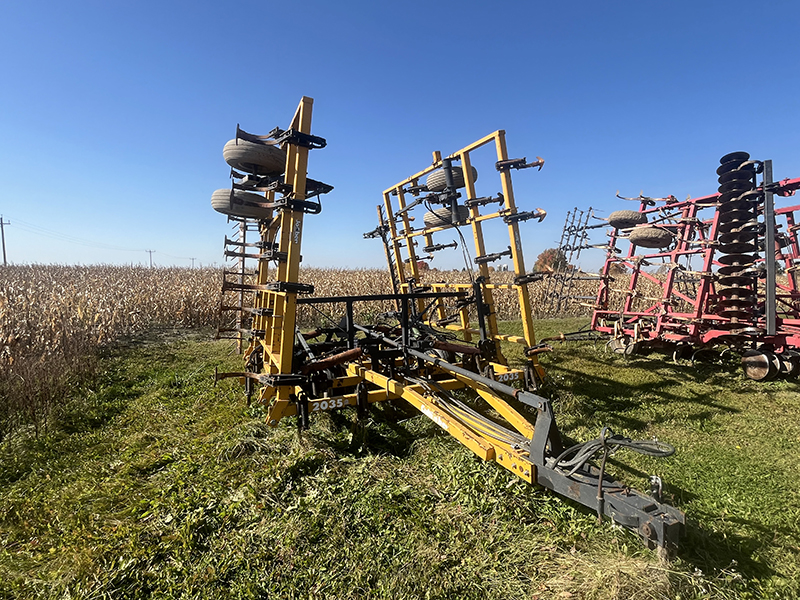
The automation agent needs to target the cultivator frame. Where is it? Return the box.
[591,153,800,380]
[211,99,685,551]
[372,131,550,389]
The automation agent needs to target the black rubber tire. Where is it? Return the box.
[211,189,271,220]
[423,205,470,229]
[606,337,630,354]
[425,166,478,192]
[628,226,673,248]
[741,350,779,381]
[608,210,648,229]
[780,350,800,379]
[223,139,286,176]
[672,343,693,363]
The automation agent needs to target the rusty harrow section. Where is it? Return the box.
[539,206,608,317]
[209,114,684,551]
[590,152,800,380]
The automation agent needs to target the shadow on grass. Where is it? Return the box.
[543,352,741,431]
[319,400,444,459]
[681,515,796,584]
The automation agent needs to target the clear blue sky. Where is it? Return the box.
[1,1,798,272]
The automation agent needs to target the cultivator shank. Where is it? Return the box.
[209,103,684,551]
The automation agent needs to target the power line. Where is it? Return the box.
[1,215,9,266]
[4,215,204,266]
[158,251,197,261]
[10,217,145,252]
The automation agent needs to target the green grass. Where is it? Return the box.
[0,322,798,598]
[505,319,800,598]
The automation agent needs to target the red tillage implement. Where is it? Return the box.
[592,152,800,380]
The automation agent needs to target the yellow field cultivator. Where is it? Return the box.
[211,97,685,551]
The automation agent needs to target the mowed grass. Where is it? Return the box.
[0,321,798,598]
[506,319,800,598]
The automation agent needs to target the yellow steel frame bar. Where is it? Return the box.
[380,131,545,382]
[238,97,316,418]
[263,360,466,425]
[348,363,535,483]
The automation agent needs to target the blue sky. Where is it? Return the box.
[1,1,798,271]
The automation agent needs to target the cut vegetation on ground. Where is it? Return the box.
[1,321,799,599]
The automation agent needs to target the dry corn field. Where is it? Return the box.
[0,265,223,437]
[0,264,619,438]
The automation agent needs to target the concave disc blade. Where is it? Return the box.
[717,189,754,204]
[720,151,750,165]
[718,169,754,184]
[718,274,757,287]
[721,219,758,233]
[717,298,755,309]
[718,286,755,298]
[718,209,754,223]
[742,350,775,381]
[735,190,761,203]
[718,180,754,194]
[719,230,758,245]
[715,321,745,330]
[717,253,756,266]
[718,219,757,234]
[719,242,758,254]
[717,159,754,176]
[718,265,755,276]
[739,327,764,336]
[724,200,758,212]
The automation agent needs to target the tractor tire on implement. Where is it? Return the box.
[423,205,470,229]
[628,226,672,248]
[211,189,271,220]
[608,210,648,229]
[425,166,478,192]
[223,139,287,176]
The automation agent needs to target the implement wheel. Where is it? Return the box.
[628,226,673,249]
[211,189,271,220]
[425,166,478,192]
[423,205,470,229]
[741,350,779,381]
[223,139,287,176]
[608,210,648,229]
[606,336,630,354]
[777,351,800,379]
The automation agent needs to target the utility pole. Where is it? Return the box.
[0,215,9,266]
[145,249,155,268]
[190,257,196,268]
